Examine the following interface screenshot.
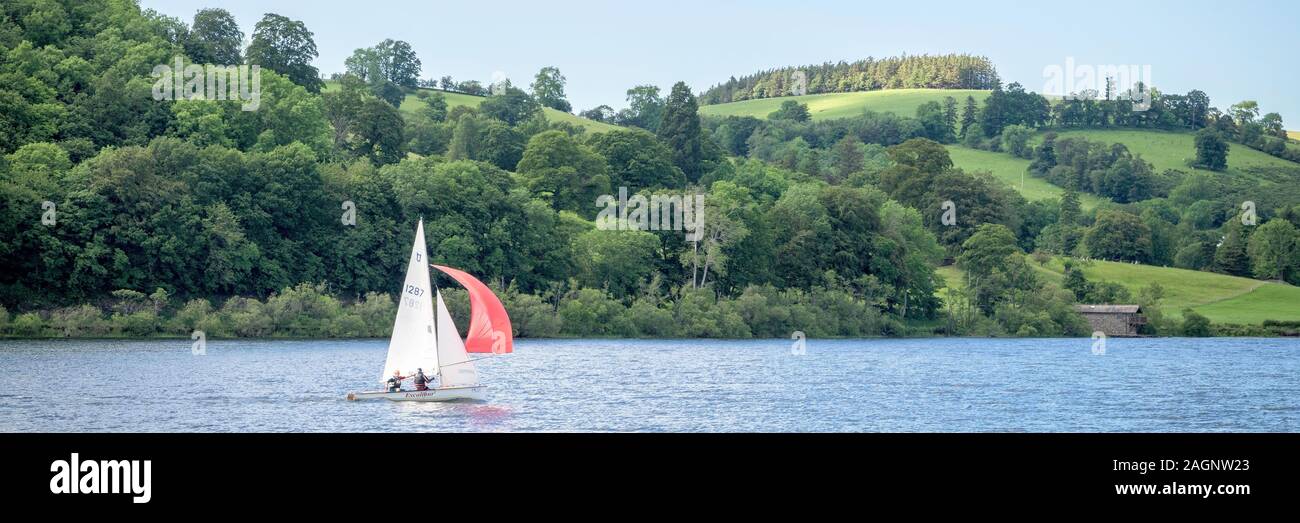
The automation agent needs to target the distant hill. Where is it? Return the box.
[699,54,999,105]
[698,89,990,121]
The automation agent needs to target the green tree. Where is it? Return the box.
[915,101,953,143]
[517,130,610,215]
[345,39,422,87]
[956,223,1037,314]
[657,82,704,182]
[1084,211,1152,262]
[479,85,540,125]
[367,80,402,108]
[1213,218,1252,277]
[1000,124,1034,158]
[321,74,367,152]
[246,13,323,93]
[447,115,481,161]
[478,120,525,171]
[572,229,659,298]
[1059,189,1080,226]
[617,85,664,132]
[829,135,865,183]
[1194,128,1228,171]
[186,8,243,65]
[531,66,571,113]
[586,129,685,189]
[959,95,978,138]
[1029,132,1057,173]
[421,91,448,122]
[943,96,959,141]
[768,100,811,122]
[1246,219,1298,282]
[1181,308,1212,337]
[352,98,406,166]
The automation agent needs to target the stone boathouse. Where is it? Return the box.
[1075,304,1146,337]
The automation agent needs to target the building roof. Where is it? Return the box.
[1075,304,1141,314]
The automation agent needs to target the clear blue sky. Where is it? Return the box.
[142,0,1300,125]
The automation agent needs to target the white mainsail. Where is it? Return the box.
[380,220,438,383]
[435,289,479,387]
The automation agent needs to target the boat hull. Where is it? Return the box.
[347,385,487,402]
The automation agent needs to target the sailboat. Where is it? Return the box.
[347,220,513,402]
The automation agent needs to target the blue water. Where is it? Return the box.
[0,337,1297,432]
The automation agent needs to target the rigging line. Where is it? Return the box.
[439,355,496,369]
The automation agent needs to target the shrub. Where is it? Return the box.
[505,292,562,338]
[624,299,676,337]
[221,297,273,337]
[51,305,109,337]
[10,312,46,337]
[111,311,158,337]
[169,299,214,334]
[1181,309,1212,337]
[559,288,623,336]
[352,292,397,338]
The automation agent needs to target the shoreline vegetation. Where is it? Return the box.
[4,280,1298,341]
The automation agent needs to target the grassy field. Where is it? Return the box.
[1288,130,1299,141]
[946,146,1104,208]
[938,257,1300,325]
[323,81,618,133]
[951,127,1300,209]
[1045,129,1300,183]
[699,89,991,121]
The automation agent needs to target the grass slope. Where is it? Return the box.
[946,146,1103,208]
[699,89,991,121]
[938,257,1300,325]
[1045,129,1300,183]
[952,127,1300,209]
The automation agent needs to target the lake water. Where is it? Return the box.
[1,337,1297,432]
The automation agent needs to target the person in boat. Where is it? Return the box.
[386,369,407,392]
[412,368,435,391]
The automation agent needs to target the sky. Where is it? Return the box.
[141,0,1300,125]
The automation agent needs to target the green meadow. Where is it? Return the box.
[1044,129,1300,183]
[699,89,991,121]
[937,257,1300,325]
[945,146,1103,208]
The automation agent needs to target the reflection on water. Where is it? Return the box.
[0,337,1297,432]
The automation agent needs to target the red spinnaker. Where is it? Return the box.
[432,265,514,354]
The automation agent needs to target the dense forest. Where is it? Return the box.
[698,54,1000,105]
[1,1,1298,340]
